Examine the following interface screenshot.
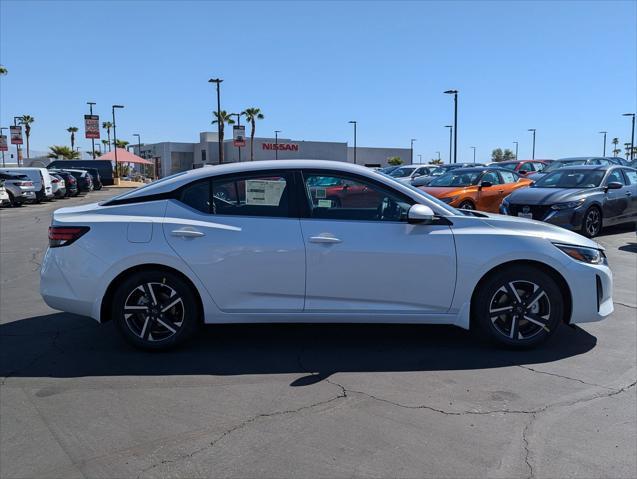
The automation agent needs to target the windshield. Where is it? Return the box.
[534,169,605,188]
[429,171,481,187]
[544,160,587,172]
[498,163,517,170]
[390,167,417,178]
[429,167,452,176]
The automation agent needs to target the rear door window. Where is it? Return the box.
[623,169,637,184]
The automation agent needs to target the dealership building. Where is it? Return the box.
[132,132,412,177]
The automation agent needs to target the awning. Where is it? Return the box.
[100,148,153,165]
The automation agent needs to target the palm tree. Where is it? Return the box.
[19,115,35,158]
[102,121,113,151]
[101,139,110,152]
[241,107,264,161]
[67,126,78,150]
[611,137,619,155]
[0,65,7,75]
[212,110,235,163]
[115,139,129,149]
[48,145,79,160]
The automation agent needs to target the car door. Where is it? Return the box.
[601,169,631,223]
[476,170,505,212]
[620,169,637,220]
[163,170,306,312]
[299,170,456,313]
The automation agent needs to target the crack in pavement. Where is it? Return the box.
[521,413,536,479]
[516,365,615,390]
[614,301,637,310]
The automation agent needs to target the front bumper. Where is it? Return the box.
[563,258,613,323]
[500,204,586,231]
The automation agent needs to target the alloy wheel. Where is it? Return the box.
[123,282,185,342]
[489,280,551,341]
[459,201,474,210]
[585,209,601,237]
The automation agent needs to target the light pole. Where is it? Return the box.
[513,141,519,160]
[348,121,357,164]
[410,139,417,164]
[0,127,6,166]
[598,131,607,157]
[133,133,141,157]
[274,130,281,160]
[87,101,96,159]
[436,151,441,162]
[208,78,223,163]
[471,146,476,163]
[444,125,452,164]
[623,113,635,161]
[444,89,458,163]
[112,104,124,177]
[528,128,536,160]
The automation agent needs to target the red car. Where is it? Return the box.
[495,160,549,176]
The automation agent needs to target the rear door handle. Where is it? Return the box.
[309,234,342,244]
[171,227,205,238]
[626,192,632,196]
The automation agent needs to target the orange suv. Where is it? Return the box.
[419,167,533,212]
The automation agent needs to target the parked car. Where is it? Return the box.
[387,165,436,183]
[75,167,103,190]
[49,170,79,197]
[527,157,615,181]
[606,157,630,166]
[41,160,613,351]
[63,169,93,193]
[0,172,37,206]
[501,165,637,237]
[47,160,114,186]
[411,163,486,187]
[50,174,66,199]
[378,165,401,175]
[419,167,533,212]
[0,167,55,202]
[495,160,548,176]
[0,180,9,206]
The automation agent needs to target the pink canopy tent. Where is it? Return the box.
[100,148,153,164]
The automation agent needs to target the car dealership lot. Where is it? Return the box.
[1,189,635,478]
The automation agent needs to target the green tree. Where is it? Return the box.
[66,126,78,150]
[212,110,235,163]
[0,65,7,75]
[101,139,110,152]
[429,159,443,165]
[94,150,102,157]
[241,107,264,161]
[502,148,515,161]
[115,139,129,149]
[387,156,403,166]
[48,145,79,160]
[491,148,504,162]
[102,121,113,151]
[611,137,620,156]
[18,115,35,159]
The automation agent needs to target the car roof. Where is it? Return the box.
[554,157,600,161]
[546,164,616,171]
[438,166,512,174]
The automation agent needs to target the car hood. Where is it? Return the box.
[507,187,599,205]
[469,211,601,249]
[422,186,474,198]
[526,172,547,180]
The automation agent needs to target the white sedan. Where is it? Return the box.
[41,160,613,350]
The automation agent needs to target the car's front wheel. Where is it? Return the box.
[112,270,200,350]
[458,200,475,210]
[581,206,602,238]
[473,266,563,348]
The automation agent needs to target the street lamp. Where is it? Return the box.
[444,125,453,164]
[348,121,357,164]
[470,146,476,163]
[274,130,281,160]
[133,133,141,157]
[513,141,519,160]
[112,104,124,177]
[410,139,417,164]
[528,128,536,160]
[436,151,441,162]
[87,101,96,159]
[622,113,635,162]
[444,89,458,163]
[208,78,223,164]
[598,131,607,157]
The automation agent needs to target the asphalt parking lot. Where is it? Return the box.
[0,188,635,479]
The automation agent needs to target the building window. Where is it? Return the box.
[201,149,207,164]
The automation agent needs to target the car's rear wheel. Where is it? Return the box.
[473,266,563,348]
[112,270,200,350]
[581,206,602,238]
[458,200,475,210]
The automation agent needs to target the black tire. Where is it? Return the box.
[473,265,563,348]
[458,200,475,210]
[580,206,602,238]
[112,270,200,351]
[8,192,22,207]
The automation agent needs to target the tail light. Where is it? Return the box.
[48,226,89,248]
[17,181,33,187]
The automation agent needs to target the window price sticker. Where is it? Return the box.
[245,179,286,206]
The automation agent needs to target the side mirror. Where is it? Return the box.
[479,181,493,189]
[529,181,536,186]
[606,181,623,190]
[408,204,435,224]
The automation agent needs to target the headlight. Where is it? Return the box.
[550,199,585,210]
[554,243,607,265]
[441,196,458,204]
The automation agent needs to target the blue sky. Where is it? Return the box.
[1,0,635,162]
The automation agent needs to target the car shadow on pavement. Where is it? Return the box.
[0,312,597,384]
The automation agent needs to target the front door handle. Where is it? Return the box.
[625,191,632,196]
[309,234,342,244]
[171,227,205,238]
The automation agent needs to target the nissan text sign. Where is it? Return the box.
[262,143,299,151]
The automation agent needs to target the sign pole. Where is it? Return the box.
[87,102,96,159]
